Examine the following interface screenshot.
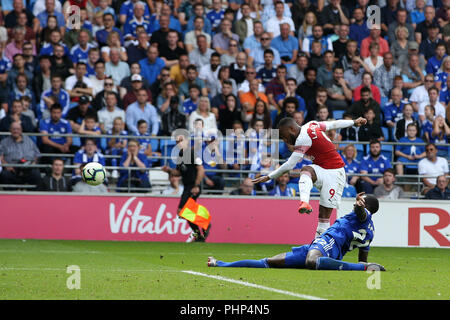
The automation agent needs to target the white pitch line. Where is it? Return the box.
[182,270,326,300]
[0,267,180,273]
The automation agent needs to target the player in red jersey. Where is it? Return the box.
[252,117,367,237]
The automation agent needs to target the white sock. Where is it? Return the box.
[317,218,330,235]
[298,173,313,203]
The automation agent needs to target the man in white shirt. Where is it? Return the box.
[65,62,93,99]
[264,1,295,39]
[409,73,434,112]
[198,52,221,97]
[97,91,126,133]
[418,86,446,122]
[105,48,131,86]
[418,143,449,194]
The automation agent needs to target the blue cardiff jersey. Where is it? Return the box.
[360,154,391,181]
[321,209,375,260]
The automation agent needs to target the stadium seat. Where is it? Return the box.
[149,169,170,192]
[270,109,278,126]
[381,127,390,141]
[381,144,393,161]
[342,185,357,198]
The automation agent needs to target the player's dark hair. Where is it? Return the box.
[277,117,296,129]
[364,194,379,214]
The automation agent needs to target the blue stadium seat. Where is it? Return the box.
[270,109,278,127]
[342,185,357,198]
[381,127,389,141]
[332,110,345,120]
[381,144,393,161]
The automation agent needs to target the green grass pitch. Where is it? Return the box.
[0,239,448,300]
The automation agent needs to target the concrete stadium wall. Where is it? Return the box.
[0,193,448,248]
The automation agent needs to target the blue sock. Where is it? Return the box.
[316,257,366,271]
[216,258,269,268]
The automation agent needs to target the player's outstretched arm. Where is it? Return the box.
[251,151,303,184]
[354,192,368,222]
[321,117,367,131]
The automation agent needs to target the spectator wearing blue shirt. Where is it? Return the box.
[182,84,201,115]
[123,2,151,44]
[410,0,427,28]
[117,138,151,192]
[395,123,426,175]
[149,4,182,33]
[341,144,361,188]
[349,8,370,48]
[70,30,97,64]
[119,0,151,25]
[96,13,124,47]
[72,138,106,183]
[256,49,277,86]
[39,74,71,120]
[206,0,225,35]
[139,46,166,86]
[419,23,445,61]
[359,140,392,194]
[39,30,70,56]
[269,172,296,196]
[185,3,213,36]
[275,78,306,114]
[439,76,450,105]
[425,43,447,75]
[126,88,159,136]
[270,23,299,65]
[39,103,74,163]
[36,0,65,29]
[384,88,409,140]
[0,49,12,74]
[435,56,450,91]
[243,21,264,57]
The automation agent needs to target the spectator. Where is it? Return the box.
[211,80,235,119]
[159,30,187,68]
[188,34,214,69]
[319,0,349,35]
[331,24,350,60]
[338,113,357,141]
[161,96,187,136]
[240,79,269,122]
[274,97,297,128]
[363,42,384,73]
[0,121,41,190]
[49,43,73,80]
[296,67,320,107]
[341,144,360,188]
[179,64,208,100]
[324,65,352,111]
[105,48,130,86]
[248,32,281,68]
[301,24,333,56]
[315,104,330,121]
[435,56,450,91]
[373,52,402,102]
[126,30,149,64]
[89,60,109,97]
[288,53,308,86]
[39,103,74,162]
[353,72,382,106]
[384,88,409,136]
[250,98,272,129]
[220,38,239,67]
[38,157,71,192]
[139,46,165,86]
[426,43,447,76]
[349,7,370,48]
[269,172,296,196]
[198,52,222,97]
[316,50,335,86]
[425,175,450,199]
[0,99,34,133]
[409,73,435,112]
[410,0,427,28]
[126,88,159,136]
[421,104,435,142]
[395,103,421,141]
[117,138,151,192]
[430,115,450,157]
[418,23,444,61]
[229,51,247,85]
[395,121,427,175]
[70,29,97,64]
[182,84,201,116]
[270,23,299,65]
[343,56,365,90]
[101,31,127,63]
[256,49,277,87]
[212,19,239,56]
[170,53,190,87]
[360,24,389,59]
[230,177,256,195]
[188,97,217,132]
[123,2,151,44]
[233,3,256,44]
[202,131,226,191]
[358,107,384,142]
[65,62,94,100]
[162,172,184,196]
[418,87,446,123]
[97,92,126,133]
[92,78,122,112]
[339,39,359,72]
[402,53,426,94]
[243,21,264,58]
[219,94,242,134]
[275,78,306,114]
[387,8,415,44]
[185,17,212,53]
[374,169,405,199]
[418,143,449,194]
[359,140,393,194]
[66,95,98,133]
[96,13,123,48]
[265,1,295,39]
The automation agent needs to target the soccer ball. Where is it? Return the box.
[81,162,106,186]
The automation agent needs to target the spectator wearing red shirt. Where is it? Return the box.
[353,72,381,105]
[360,24,390,59]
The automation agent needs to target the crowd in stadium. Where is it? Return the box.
[0,0,449,199]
